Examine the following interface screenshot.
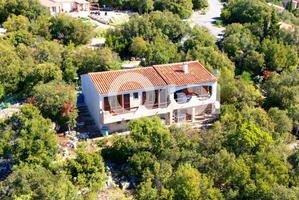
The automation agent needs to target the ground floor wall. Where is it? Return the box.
[102,104,216,134]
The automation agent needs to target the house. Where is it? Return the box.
[282,0,299,9]
[40,0,90,15]
[81,61,219,133]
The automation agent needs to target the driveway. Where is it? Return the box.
[190,0,225,39]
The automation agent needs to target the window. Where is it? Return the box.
[142,91,155,105]
[109,95,122,111]
[133,92,139,99]
[147,91,155,104]
[103,97,110,111]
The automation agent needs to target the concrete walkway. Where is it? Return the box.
[190,0,225,39]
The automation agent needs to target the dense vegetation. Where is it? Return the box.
[103,0,299,199]
[0,0,298,199]
[99,0,208,17]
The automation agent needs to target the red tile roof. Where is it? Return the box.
[87,61,216,95]
[153,61,216,86]
[88,67,167,94]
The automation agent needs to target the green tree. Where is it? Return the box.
[221,76,263,108]
[107,11,187,60]
[0,41,21,94]
[32,81,78,130]
[32,40,63,66]
[261,38,298,72]
[130,0,154,13]
[130,36,149,58]
[0,0,49,23]
[169,164,223,200]
[136,179,160,200]
[242,50,265,75]
[270,184,299,200]
[222,24,259,67]
[61,43,78,83]
[0,105,58,165]
[154,0,193,19]
[0,164,78,200]
[0,84,4,99]
[30,15,52,40]
[221,0,272,24]
[204,150,253,198]
[65,150,107,190]
[192,0,208,10]
[3,14,30,32]
[145,34,179,65]
[268,107,293,142]
[227,120,273,155]
[263,71,299,110]
[76,47,121,75]
[24,63,63,90]
[50,14,93,45]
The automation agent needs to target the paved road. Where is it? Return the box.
[190,0,225,39]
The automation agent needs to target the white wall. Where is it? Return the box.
[101,82,218,124]
[81,74,101,129]
[62,2,72,12]
[130,92,141,108]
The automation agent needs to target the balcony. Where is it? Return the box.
[174,86,212,104]
[101,85,217,124]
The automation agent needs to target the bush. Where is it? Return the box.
[32,81,78,130]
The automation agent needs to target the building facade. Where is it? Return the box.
[282,0,299,9]
[81,61,219,133]
[40,0,90,15]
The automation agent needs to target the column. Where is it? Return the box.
[191,107,196,122]
[169,111,173,125]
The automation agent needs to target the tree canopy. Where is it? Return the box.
[0,105,58,166]
[31,81,78,130]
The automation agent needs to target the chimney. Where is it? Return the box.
[183,62,189,74]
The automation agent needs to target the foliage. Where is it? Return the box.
[99,0,208,17]
[104,113,298,199]
[221,0,272,24]
[3,14,30,32]
[154,0,193,19]
[65,150,107,190]
[226,120,273,155]
[61,43,78,83]
[0,164,78,200]
[75,47,121,75]
[0,84,4,100]
[263,71,299,110]
[221,75,263,108]
[0,0,49,23]
[50,14,93,45]
[0,41,21,94]
[32,40,63,66]
[169,164,223,200]
[261,38,298,72]
[0,105,58,165]
[192,0,208,10]
[32,81,78,130]
[130,0,154,14]
[268,107,293,142]
[107,11,187,61]
[220,0,299,76]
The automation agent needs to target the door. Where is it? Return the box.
[124,94,130,110]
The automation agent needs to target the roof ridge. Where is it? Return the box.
[88,66,154,75]
[152,60,197,67]
[152,66,169,85]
